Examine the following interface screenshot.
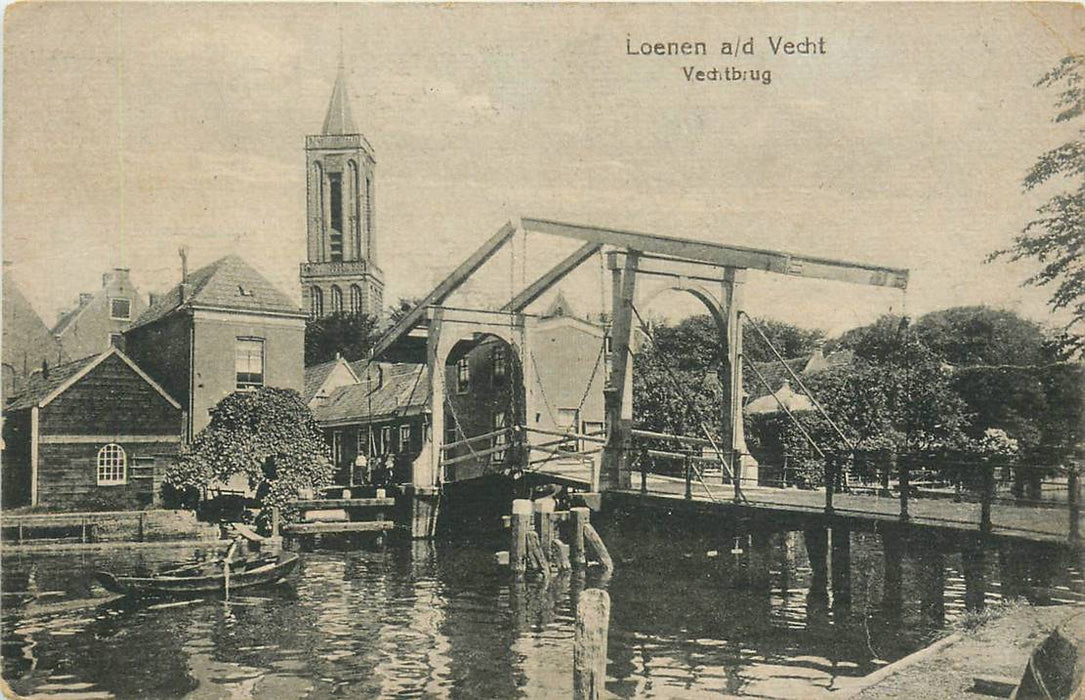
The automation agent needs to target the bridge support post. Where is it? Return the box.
[962,536,987,612]
[831,526,851,617]
[898,454,911,522]
[919,547,945,627]
[804,527,829,615]
[881,529,904,622]
[601,252,639,492]
[999,544,1028,601]
[720,268,755,492]
[425,308,445,488]
[1069,462,1080,545]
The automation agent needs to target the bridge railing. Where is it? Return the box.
[624,438,1082,544]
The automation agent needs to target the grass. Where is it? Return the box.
[951,598,1030,634]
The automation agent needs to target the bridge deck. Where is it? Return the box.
[531,464,1080,545]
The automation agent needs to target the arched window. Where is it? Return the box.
[311,286,324,318]
[312,162,325,255]
[350,285,362,315]
[330,285,343,315]
[97,443,127,485]
[365,176,373,257]
[348,161,361,259]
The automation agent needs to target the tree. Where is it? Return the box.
[385,296,421,330]
[164,388,334,526]
[631,313,825,470]
[305,313,380,366]
[914,306,1063,365]
[989,54,1085,355]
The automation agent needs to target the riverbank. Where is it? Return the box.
[846,602,1085,699]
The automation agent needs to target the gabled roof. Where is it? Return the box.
[52,296,93,336]
[322,64,358,136]
[130,255,303,329]
[6,347,180,412]
[313,362,430,426]
[303,355,360,404]
[746,380,815,415]
[542,291,577,319]
[2,273,66,394]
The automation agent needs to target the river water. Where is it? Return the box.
[3,516,1082,699]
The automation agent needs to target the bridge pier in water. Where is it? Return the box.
[919,548,946,627]
[831,526,852,618]
[962,536,987,612]
[881,529,904,622]
[804,527,830,620]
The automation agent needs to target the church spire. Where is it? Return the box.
[322,63,358,136]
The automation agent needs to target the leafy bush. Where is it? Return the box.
[165,387,334,525]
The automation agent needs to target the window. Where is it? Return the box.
[311,287,324,318]
[110,298,131,321]
[349,161,361,257]
[365,176,373,245]
[381,426,393,454]
[357,430,369,457]
[582,421,605,437]
[492,412,508,463]
[330,285,343,315]
[97,443,127,485]
[329,172,343,261]
[557,408,579,452]
[583,421,605,451]
[235,338,265,389]
[350,285,363,315]
[456,358,470,393]
[399,425,412,453]
[492,346,507,386]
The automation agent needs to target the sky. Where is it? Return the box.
[3,2,1083,337]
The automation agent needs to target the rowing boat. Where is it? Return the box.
[94,552,299,597]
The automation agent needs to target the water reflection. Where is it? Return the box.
[2,520,1083,699]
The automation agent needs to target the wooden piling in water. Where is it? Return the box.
[526,530,550,578]
[583,522,613,572]
[536,497,556,562]
[573,588,611,700]
[511,499,532,579]
[570,507,589,568]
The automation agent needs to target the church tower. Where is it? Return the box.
[300,65,384,319]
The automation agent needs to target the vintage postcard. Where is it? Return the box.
[2,3,1083,699]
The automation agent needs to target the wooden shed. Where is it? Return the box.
[2,347,183,511]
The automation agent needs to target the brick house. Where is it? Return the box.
[124,254,307,439]
[52,268,147,360]
[1,347,182,510]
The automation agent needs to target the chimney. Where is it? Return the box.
[178,247,190,303]
[149,292,162,307]
[78,292,93,306]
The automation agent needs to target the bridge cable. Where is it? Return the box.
[741,312,855,488]
[525,337,608,474]
[628,302,735,503]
